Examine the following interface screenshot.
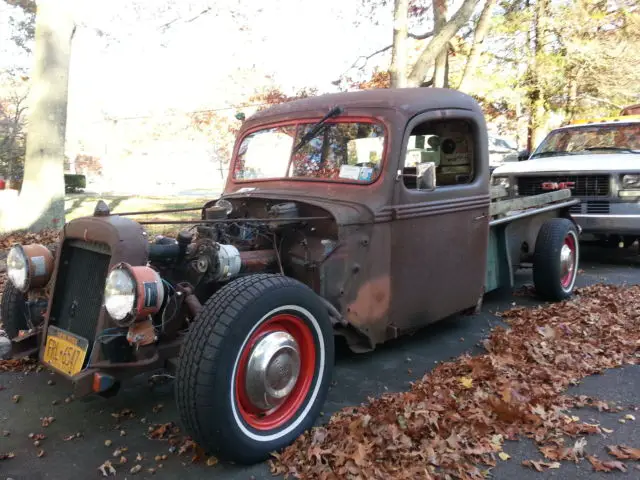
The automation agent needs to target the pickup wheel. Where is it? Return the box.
[0,280,28,340]
[533,218,579,301]
[175,273,334,465]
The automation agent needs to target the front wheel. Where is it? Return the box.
[175,274,334,464]
[0,280,29,340]
[533,218,579,301]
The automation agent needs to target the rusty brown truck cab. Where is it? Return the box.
[2,88,580,464]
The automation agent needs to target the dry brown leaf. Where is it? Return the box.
[522,460,561,471]
[587,455,628,472]
[607,445,640,461]
[98,460,116,477]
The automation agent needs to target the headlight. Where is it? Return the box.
[621,174,640,189]
[215,199,233,215]
[491,176,510,189]
[104,263,165,326]
[7,245,28,291]
[7,244,54,292]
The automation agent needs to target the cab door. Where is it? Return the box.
[387,110,490,333]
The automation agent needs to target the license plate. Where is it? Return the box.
[43,326,89,376]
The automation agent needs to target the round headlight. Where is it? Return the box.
[104,263,165,326]
[104,267,136,322]
[7,245,28,291]
[215,199,233,215]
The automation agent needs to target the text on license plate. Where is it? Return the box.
[43,326,89,376]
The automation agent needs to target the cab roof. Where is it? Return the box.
[569,114,640,127]
[245,87,483,125]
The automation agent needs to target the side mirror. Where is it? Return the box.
[417,162,437,191]
[517,149,530,161]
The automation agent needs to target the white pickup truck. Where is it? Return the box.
[491,114,640,247]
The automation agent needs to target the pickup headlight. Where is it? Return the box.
[104,263,165,326]
[621,174,640,189]
[491,176,510,189]
[104,267,136,323]
[6,244,54,292]
[7,245,28,291]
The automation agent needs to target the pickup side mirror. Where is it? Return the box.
[517,149,530,161]
[417,162,437,191]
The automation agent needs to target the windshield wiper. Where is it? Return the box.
[292,105,344,154]
[530,150,576,159]
[583,146,640,153]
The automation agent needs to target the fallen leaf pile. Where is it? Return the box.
[0,357,40,373]
[270,284,640,479]
[0,228,60,251]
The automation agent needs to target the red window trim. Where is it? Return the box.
[231,116,389,187]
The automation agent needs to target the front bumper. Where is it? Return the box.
[573,214,640,235]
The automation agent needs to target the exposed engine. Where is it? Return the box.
[100,198,337,358]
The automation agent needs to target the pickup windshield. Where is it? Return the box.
[233,120,386,183]
[531,123,640,159]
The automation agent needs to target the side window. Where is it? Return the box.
[402,120,475,190]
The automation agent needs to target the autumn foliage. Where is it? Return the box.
[270,284,640,478]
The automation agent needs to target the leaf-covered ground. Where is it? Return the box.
[1,229,638,478]
[270,284,640,479]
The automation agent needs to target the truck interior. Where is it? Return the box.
[402,119,475,189]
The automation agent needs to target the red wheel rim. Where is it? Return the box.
[560,233,577,288]
[235,313,316,430]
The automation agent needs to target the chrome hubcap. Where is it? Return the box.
[560,243,575,281]
[244,331,300,411]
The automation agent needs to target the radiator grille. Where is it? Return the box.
[586,201,610,214]
[517,175,610,197]
[49,241,111,357]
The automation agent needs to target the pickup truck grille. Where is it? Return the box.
[49,241,111,358]
[569,201,611,215]
[517,175,610,197]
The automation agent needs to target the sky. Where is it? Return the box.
[2,0,393,116]
[0,0,397,190]
[74,1,392,118]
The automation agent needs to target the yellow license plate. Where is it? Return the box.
[43,326,89,376]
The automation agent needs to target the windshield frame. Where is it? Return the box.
[230,116,389,186]
[530,121,640,159]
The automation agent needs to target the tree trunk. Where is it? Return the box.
[390,0,409,88]
[0,0,74,232]
[526,0,549,150]
[432,0,448,88]
[407,0,479,87]
[458,0,497,92]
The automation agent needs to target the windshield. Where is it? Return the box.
[233,120,386,183]
[531,123,640,158]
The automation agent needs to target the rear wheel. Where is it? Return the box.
[175,274,334,464]
[533,218,579,301]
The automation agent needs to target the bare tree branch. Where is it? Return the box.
[408,0,480,86]
[458,0,497,91]
[159,6,213,31]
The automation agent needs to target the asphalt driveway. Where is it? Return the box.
[1,244,638,479]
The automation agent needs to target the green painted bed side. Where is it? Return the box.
[484,225,512,293]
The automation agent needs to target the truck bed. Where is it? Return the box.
[489,187,574,220]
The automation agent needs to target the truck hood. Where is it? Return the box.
[492,153,640,175]
[220,188,376,226]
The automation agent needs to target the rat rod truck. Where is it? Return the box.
[2,88,580,464]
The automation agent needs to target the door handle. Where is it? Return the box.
[474,214,487,221]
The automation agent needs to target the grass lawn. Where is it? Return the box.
[65,193,215,236]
